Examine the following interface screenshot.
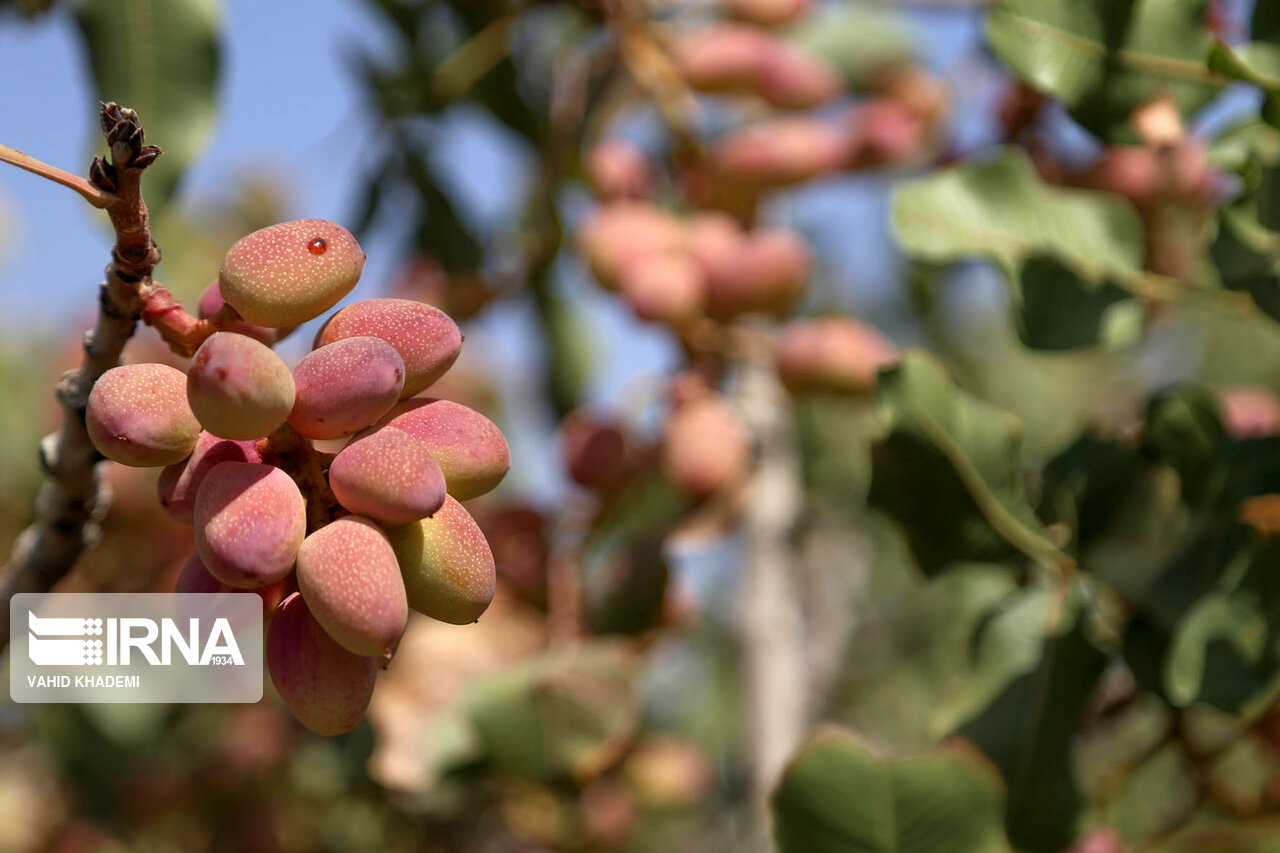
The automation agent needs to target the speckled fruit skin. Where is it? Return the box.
[219,219,365,328]
[197,279,297,346]
[157,431,262,523]
[194,462,305,588]
[288,336,405,439]
[374,399,510,501]
[662,396,751,499]
[267,593,377,736]
[328,427,447,524]
[296,516,408,657]
[385,496,496,624]
[187,333,296,440]
[175,552,287,614]
[86,363,201,467]
[314,299,461,398]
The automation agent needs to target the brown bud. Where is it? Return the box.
[89,156,117,192]
[130,144,163,170]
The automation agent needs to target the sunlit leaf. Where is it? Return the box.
[868,351,1064,575]
[988,0,1223,142]
[893,150,1145,350]
[772,725,1011,853]
[956,593,1108,852]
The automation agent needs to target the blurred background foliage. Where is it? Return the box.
[9,0,1280,852]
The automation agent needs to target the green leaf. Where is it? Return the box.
[867,351,1065,576]
[988,0,1224,142]
[1150,819,1280,852]
[928,580,1059,737]
[772,725,1011,853]
[782,7,917,90]
[1017,255,1142,350]
[1143,385,1230,508]
[1037,434,1144,552]
[1166,590,1270,708]
[1208,40,1280,129]
[1122,520,1280,711]
[892,150,1146,350]
[464,641,639,782]
[1212,200,1280,322]
[956,595,1109,852]
[1206,118,1280,182]
[75,0,223,212]
[1143,384,1280,508]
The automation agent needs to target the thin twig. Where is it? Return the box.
[0,104,163,649]
[0,143,119,209]
[429,11,520,102]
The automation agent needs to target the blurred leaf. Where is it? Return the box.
[1212,200,1280,322]
[956,593,1109,852]
[1208,40,1280,128]
[1017,255,1141,350]
[75,0,222,211]
[1259,0,1280,43]
[583,473,688,636]
[464,641,639,783]
[772,725,1011,853]
[893,150,1145,350]
[1167,533,1280,710]
[1148,818,1280,851]
[1144,384,1280,508]
[403,146,485,273]
[584,539,670,636]
[1143,385,1230,507]
[783,7,917,89]
[1037,434,1144,552]
[868,350,1063,576]
[1121,520,1280,711]
[988,0,1222,142]
[928,580,1058,736]
[1207,118,1280,183]
[1166,590,1270,708]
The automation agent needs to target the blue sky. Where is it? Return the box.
[0,0,396,329]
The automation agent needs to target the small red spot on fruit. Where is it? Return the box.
[308,238,327,255]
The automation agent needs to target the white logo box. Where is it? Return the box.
[10,593,263,703]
